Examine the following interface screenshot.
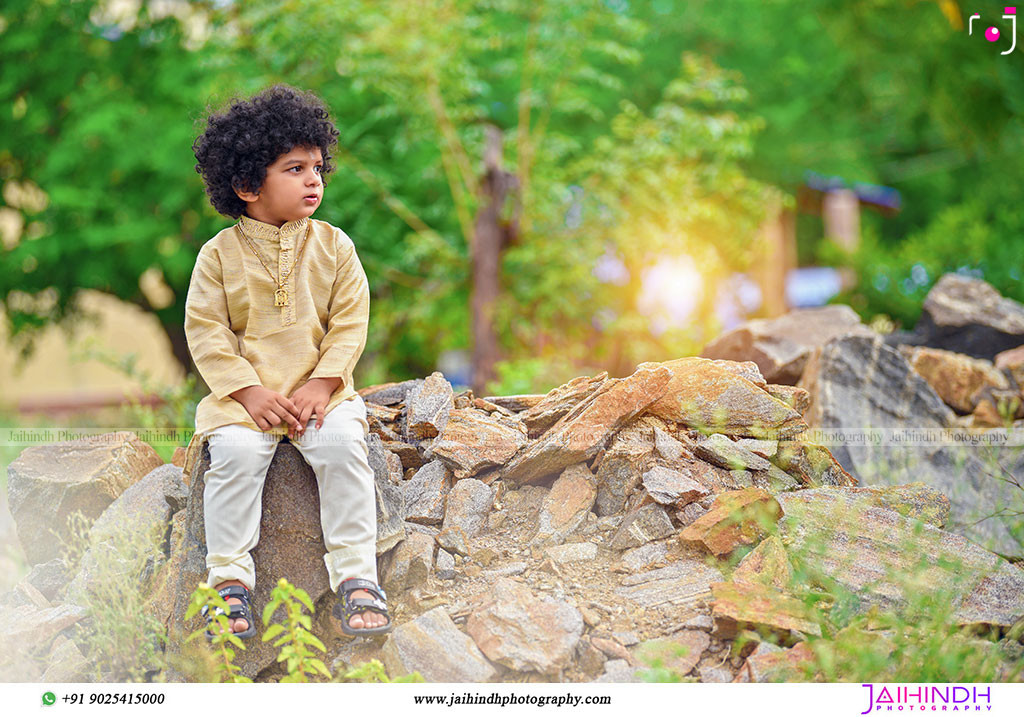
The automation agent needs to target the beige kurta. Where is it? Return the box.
[181,214,369,477]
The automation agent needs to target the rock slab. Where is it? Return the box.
[701,305,874,384]
[465,578,584,675]
[501,365,673,486]
[642,358,806,439]
[6,432,163,565]
[381,605,498,682]
[799,332,1023,555]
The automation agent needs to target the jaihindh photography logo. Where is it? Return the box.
[969,7,1017,53]
[860,684,993,713]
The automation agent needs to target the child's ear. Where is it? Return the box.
[233,182,260,203]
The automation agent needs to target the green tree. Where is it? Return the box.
[637,0,1024,324]
[201,0,781,389]
[0,0,222,371]
[1,0,797,396]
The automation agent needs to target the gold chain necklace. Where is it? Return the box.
[236,221,311,307]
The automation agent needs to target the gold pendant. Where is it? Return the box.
[274,288,289,306]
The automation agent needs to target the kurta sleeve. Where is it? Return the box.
[309,230,370,384]
[184,244,262,400]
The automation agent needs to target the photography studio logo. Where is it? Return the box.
[970,7,1017,53]
[860,684,994,713]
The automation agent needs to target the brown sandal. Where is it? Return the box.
[333,578,392,636]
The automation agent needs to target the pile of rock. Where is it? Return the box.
[702,273,1024,557]
[3,335,1023,683]
[1,433,175,680]
[346,360,1021,684]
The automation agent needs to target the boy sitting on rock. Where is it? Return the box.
[184,85,390,637]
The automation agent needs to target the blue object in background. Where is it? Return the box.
[436,349,473,392]
[786,267,843,307]
[804,170,901,212]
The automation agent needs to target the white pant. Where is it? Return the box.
[202,395,378,593]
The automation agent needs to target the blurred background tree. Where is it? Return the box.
[654,0,1024,326]
[0,0,222,370]
[209,0,782,390]
[2,0,1022,400]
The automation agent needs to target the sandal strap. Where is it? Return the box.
[203,585,254,621]
[339,578,387,602]
[345,597,388,614]
[217,585,252,601]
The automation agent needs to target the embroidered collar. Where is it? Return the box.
[237,214,309,242]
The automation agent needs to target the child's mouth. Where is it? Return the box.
[304,194,320,204]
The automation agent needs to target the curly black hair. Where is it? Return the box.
[193,85,340,218]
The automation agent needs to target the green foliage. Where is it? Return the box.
[57,510,96,579]
[0,506,169,681]
[5,0,1023,394]
[644,445,1023,683]
[335,658,425,683]
[634,640,699,683]
[0,0,783,394]
[661,0,1024,327]
[71,513,169,681]
[782,501,1021,682]
[790,534,1020,683]
[825,197,1024,328]
[185,583,252,683]
[261,578,331,683]
[497,50,785,380]
[0,0,221,365]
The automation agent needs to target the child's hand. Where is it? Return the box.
[288,377,341,438]
[229,385,302,433]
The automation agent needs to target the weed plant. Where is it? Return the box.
[67,511,169,681]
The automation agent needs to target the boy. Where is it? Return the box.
[184,85,390,636]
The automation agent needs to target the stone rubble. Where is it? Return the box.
[4,286,1023,684]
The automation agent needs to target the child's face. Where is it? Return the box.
[236,146,324,226]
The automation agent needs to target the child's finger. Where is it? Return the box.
[298,404,314,435]
[276,396,302,430]
[315,402,327,430]
[264,408,282,428]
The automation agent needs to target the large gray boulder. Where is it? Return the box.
[888,274,1024,362]
[778,489,1024,629]
[800,333,1024,556]
[169,439,391,680]
[65,464,177,606]
[465,578,583,676]
[6,432,164,565]
[381,605,498,682]
[701,305,874,384]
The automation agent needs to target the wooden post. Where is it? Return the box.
[822,188,860,290]
[752,201,797,318]
[470,124,519,395]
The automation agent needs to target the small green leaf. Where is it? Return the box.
[262,623,285,642]
[226,633,246,650]
[295,587,314,612]
[305,634,327,653]
[262,600,280,624]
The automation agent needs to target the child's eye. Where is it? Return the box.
[314,165,323,173]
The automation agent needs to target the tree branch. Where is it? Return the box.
[426,70,477,250]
